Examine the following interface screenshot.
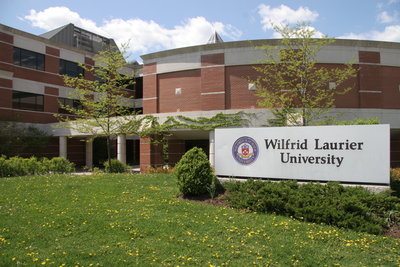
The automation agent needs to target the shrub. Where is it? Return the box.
[48,157,75,173]
[0,155,12,177]
[104,159,127,173]
[175,147,214,196]
[0,155,75,177]
[224,180,400,234]
[391,168,400,197]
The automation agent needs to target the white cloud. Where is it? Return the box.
[377,11,397,23]
[340,24,400,42]
[24,7,103,35]
[258,4,319,31]
[23,6,242,60]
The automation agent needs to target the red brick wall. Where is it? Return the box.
[44,86,59,114]
[168,139,185,166]
[0,32,13,63]
[201,53,224,66]
[158,70,201,113]
[67,138,86,166]
[381,66,400,109]
[225,65,259,109]
[359,51,380,64]
[143,63,158,114]
[0,87,12,108]
[140,137,164,171]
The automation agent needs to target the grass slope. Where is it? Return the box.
[0,173,399,266]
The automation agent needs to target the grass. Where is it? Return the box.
[0,173,399,266]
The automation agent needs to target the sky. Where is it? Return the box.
[1,0,400,62]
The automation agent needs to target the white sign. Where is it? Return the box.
[215,125,390,184]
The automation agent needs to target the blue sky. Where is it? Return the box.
[1,0,399,62]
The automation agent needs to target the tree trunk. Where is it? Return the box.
[302,108,307,126]
[106,135,112,173]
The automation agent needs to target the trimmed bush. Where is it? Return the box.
[175,147,214,196]
[224,180,400,234]
[104,159,127,173]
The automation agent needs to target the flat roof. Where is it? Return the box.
[141,38,400,61]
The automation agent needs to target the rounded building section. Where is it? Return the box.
[140,39,400,168]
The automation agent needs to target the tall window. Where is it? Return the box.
[13,47,45,71]
[59,59,84,77]
[12,91,44,111]
[58,98,83,114]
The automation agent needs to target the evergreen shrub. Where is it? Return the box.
[104,159,127,173]
[175,147,214,196]
[224,180,400,234]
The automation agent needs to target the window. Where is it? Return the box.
[12,91,44,111]
[58,98,83,114]
[59,59,84,77]
[13,47,44,71]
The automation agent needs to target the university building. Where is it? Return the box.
[1,23,399,170]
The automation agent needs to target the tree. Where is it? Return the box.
[56,43,140,170]
[0,121,50,157]
[250,23,357,126]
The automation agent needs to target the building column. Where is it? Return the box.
[209,130,215,167]
[117,134,126,164]
[85,139,93,169]
[59,136,67,159]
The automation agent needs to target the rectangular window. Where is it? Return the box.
[12,91,44,111]
[59,59,84,77]
[13,47,45,71]
[58,97,83,114]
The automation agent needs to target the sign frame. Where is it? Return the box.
[215,125,390,185]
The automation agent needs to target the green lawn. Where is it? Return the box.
[0,173,399,266]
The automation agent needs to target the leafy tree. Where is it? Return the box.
[250,23,357,126]
[0,121,50,156]
[56,43,143,170]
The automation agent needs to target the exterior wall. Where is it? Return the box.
[158,70,201,112]
[141,39,400,168]
[168,139,185,166]
[140,137,164,171]
[142,42,400,114]
[0,26,83,123]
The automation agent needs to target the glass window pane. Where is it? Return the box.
[20,49,37,69]
[13,47,20,65]
[37,54,44,71]
[12,91,44,111]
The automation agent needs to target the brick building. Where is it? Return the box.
[1,24,399,170]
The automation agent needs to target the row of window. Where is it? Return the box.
[12,91,81,113]
[11,91,143,115]
[12,47,143,96]
[13,47,84,77]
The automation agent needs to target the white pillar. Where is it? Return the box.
[117,134,126,164]
[85,139,93,169]
[209,130,215,167]
[59,136,67,159]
